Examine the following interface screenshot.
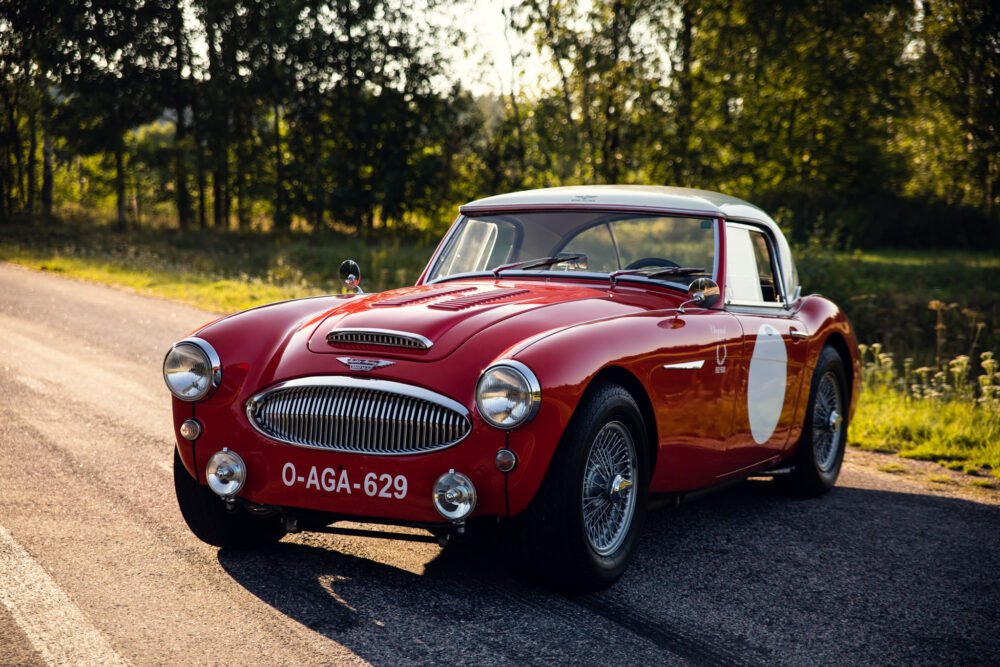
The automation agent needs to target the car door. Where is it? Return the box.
[723,222,810,471]
[648,306,745,491]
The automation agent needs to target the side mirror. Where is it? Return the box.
[339,259,363,294]
[687,277,720,309]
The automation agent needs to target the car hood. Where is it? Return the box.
[306,280,645,362]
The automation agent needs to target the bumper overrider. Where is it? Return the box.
[165,337,540,532]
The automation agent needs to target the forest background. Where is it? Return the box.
[3,0,997,245]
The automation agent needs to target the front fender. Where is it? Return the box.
[501,310,684,515]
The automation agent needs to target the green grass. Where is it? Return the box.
[851,385,1000,477]
[0,221,433,313]
[849,346,1000,480]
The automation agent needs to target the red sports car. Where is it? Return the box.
[164,185,860,588]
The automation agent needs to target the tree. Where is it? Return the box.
[909,0,999,216]
[44,0,173,229]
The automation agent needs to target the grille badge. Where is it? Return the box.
[337,357,395,372]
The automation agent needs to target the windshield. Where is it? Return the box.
[427,211,716,287]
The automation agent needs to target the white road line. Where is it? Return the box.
[0,525,129,666]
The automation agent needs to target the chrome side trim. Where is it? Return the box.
[662,360,705,370]
[326,328,433,350]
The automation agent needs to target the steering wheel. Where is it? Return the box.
[623,257,679,270]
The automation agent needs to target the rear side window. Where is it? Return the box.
[725,224,782,305]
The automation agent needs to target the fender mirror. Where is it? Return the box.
[339,259,363,294]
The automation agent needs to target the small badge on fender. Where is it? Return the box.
[336,357,395,372]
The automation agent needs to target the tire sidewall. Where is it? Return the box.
[560,385,649,585]
[173,448,285,548]
[802,347,849,489]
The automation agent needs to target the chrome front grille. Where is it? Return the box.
[246,377,470,455]
[326,328,432,350]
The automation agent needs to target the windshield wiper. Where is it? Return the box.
[609,266,705,286]
[492,254,586,277]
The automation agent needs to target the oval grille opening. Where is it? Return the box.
[246,378,470,455]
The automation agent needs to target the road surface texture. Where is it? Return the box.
[1,261,998,666]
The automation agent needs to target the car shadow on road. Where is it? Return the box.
[217,479,1000,666]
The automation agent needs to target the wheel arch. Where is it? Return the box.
[585,365,659,477]
[819,331,854,403]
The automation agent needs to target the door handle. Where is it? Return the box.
[789,328,809,340]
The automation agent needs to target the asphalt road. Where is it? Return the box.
[1,261,998,666]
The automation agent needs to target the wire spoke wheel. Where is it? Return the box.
[811,371,844,473]
[581,421,638,557]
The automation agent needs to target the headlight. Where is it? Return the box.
[476,360,540,429]
[163,338,221,402]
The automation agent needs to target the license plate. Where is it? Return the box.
[280,462,408,499]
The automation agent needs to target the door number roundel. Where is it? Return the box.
[747,324,788,444]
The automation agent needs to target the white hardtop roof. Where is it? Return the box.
[460,185,775,227]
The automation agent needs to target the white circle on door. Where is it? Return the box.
[747,323,788,444]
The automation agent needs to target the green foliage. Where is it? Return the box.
[794,242,999,365]
[850,345,1000,478]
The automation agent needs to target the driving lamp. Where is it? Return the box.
[432,470,476,521]
[206,448,246,498]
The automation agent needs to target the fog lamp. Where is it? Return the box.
[206,448,246,498]
[432,469,476,521]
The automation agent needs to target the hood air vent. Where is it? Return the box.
[372,286,476,307]
[326,328,433,350]
[429,288,530,311]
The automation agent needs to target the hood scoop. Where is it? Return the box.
[326,328,433,350]
[429,288,530,311]
[372,285,476,307]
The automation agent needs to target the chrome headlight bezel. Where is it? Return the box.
[162,337,222,402]
[475,360,541,429]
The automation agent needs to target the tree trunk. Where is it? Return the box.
[672,1,694,184]
[222,142,231,228]
[26,105,36,214]
[196,142,207,228]
[173,0,192,231]
[272,104,288,229]
[235,128,249,231]
[175,117,191,230]
[41,121,53,217]
[115,141,127,230]
[10,99,24,211]
[212,128,229,229]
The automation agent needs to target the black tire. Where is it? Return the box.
[173,448,285,549]
[778,346,849,497]
[517,382,649,590]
